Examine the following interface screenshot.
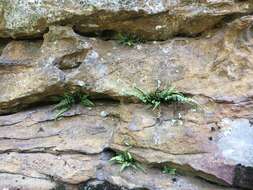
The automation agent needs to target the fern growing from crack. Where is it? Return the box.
[53,92,94,119]
[110,149,145,173]
[162,166,177,175]
[133,86,198,110]
[117,33,144,47]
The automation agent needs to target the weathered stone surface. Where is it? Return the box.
[0,152,100,184]
[0,152,239,190]
[0,104,252,189]
[0,173,56,190]
[1,0,253,40]
[110,106,253,186]
[0,104,115,154]
[1,16,253,113]
[0,8,253,190]
[99,164,239,190]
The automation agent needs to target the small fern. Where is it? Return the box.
[110,149,145,172]
[117,33,143,47]
[78,94,95,107]
[162,166,176,175]
[53,92,94,119]
[133,86,198,110]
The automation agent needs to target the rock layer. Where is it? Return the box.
[1,16,253,113]
[1,0,253,40]
[0,103,252,189]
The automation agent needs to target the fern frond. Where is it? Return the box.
[110,150,144,173]
[80,95,94,107]
[54,106,71,119]
[53,92,94,119]
[162,166,176,175]
[133,87,149,103]
[53,97,74,110]
[132,86,199,110]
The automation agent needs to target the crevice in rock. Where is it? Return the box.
[71,12,249,42]
[78,180,148,190]
[0,171,48,181]
[0,144,116,157]
[233,164,253,190]
[2,8,253,42]
[0,88,200,116]
[0,147,106,156]
[0,39,11,56]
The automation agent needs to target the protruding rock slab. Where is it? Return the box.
[0,104,116,154]
[99,164,239,190]
[1,0,253,40]
[0,152,100,184]
[1,16,253,114]
[110,104,253,186]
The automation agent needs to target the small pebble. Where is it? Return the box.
[136,45,142,50]
[100,111,109,117]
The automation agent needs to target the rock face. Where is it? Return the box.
[1,1,253,190]
[1,0,253,40]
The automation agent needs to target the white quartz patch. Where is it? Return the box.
[217,118,253,167]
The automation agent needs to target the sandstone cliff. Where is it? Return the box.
[0,1,253,190]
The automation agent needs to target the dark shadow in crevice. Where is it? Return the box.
[78,180,149,190]
[233,164,253,190]
[0,91,123,116]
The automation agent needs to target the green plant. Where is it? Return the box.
[117,33,143,47]
[133,86,198,110]
[53,92,94,119]
[110,149,145,172]
[162,166,176,175]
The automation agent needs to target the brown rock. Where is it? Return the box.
[0,104,116,154]
[1,16,253,113]
[0,104,252,188]
[0,152,100,184]
[1,0,253,40]
[100,164,239,190]
[0,11,253,190]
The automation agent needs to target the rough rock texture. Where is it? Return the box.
[0,173,56,190]
[233,165,253,190]
[1,1,253,190]
[1,0,253,40]
[0,103,252,189]
[1,15,253,114]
